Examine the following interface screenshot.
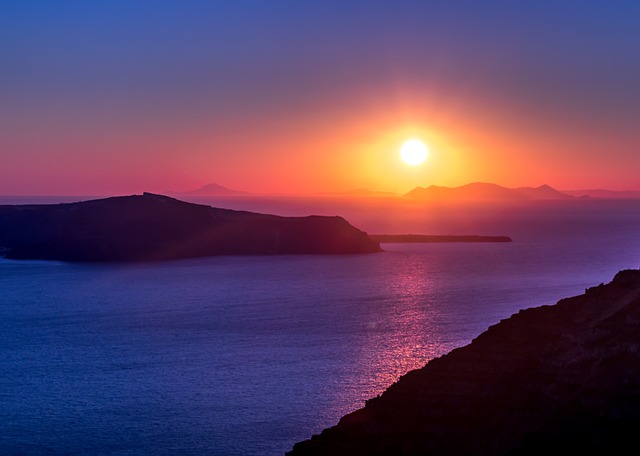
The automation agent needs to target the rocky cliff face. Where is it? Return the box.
[0,193,381,261]
[289,270,640,455]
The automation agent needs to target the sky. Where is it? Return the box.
[2,1,640,195]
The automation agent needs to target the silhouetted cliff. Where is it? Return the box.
[0,193,381,261]
[289,269,640,455]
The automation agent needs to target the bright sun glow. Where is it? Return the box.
[400,139,428,166]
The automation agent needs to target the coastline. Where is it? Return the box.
[289,269,640,455]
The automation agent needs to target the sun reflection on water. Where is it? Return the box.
[324,251,464,421]
[368,264,438,391]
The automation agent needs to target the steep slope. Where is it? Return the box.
[289,270,640,455]
[0,193,381,261]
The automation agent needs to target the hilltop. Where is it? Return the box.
[0,193,381,261]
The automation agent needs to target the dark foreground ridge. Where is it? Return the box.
[289,269,640,455]
[0,193,381,261]
[371,234,512,243]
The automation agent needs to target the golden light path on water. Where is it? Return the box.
[323,248,458,421]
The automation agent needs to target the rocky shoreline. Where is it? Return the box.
[289,269,640,455]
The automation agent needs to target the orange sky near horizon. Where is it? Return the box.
[2,2,640,196]
[5,87,639,197]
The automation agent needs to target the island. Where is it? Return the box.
[288,269,640,455]
[370,234,512,243]
[0,193,381,261]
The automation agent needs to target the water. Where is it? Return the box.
[2,199,640,455]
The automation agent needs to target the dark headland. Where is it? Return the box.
[289,269,640,455]
[0,193,381,261]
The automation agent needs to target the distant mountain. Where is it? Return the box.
[563,189,640,199]
[176,183,253,196]
[514,184,572,199]
[0,193,381,261]
[289,269,640,455]
[405,182,573,201]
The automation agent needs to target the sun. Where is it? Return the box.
[400,139,428,166]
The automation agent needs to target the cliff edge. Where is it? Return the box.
[0,193,381,261]
[289,269,640,455]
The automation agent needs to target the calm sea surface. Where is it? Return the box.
[2,199,640,455]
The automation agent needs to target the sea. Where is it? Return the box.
[2,197,640,455]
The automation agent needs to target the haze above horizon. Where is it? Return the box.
[2,1,640,196]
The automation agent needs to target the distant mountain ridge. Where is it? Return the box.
[405,182,573,201]
[166,182,640,200]
[172,182,590,201]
